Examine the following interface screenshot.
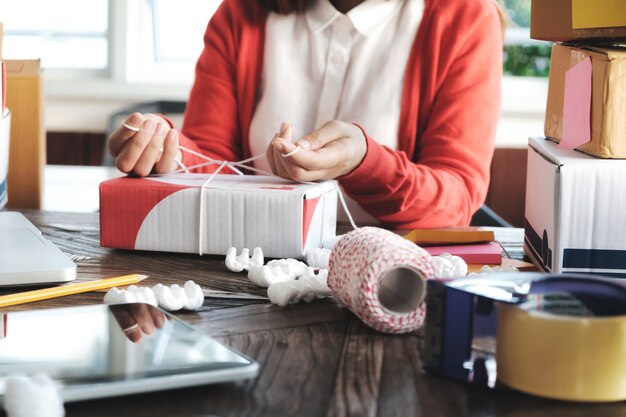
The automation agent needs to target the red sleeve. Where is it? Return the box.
[177,0,243,171]
[339,5,502,229]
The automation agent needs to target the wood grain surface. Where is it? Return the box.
[0,211,617,417]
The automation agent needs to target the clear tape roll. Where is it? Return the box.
[497,301,626,402]
[328,227,435,334]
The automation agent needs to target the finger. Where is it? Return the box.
[272,138,330,171]
[295,120,346,151]
[272,137,300,157]
[134,122,169,176]
[265,134,280,175]
[111,306,142,343]
[115,119,158,173]
[122,323,142,343]
[108,113,145,157]
[148,305,166,329]
[271,144,292,179]
[155,130,180,174]
[279,122,293,142]
[284,137,356,172]
[130,304,156,335]
[278,150,336,181]
[266,122,292,177]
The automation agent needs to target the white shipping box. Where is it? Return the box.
[524,137,626,277]
[0,109,10,209]
[100,174,338,259]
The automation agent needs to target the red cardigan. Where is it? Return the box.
[178,0,503,229]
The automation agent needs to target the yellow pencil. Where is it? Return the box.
[0,274,148,308]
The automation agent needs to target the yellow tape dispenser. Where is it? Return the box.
[424,273,626,402]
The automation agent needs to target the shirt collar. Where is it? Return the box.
[305,0,402,37]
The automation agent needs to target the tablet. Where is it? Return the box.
[0,212,76,286]
[0,303,258,402]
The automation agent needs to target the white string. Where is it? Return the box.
[336,186,358,231]
[122,122,141,132]
[174,157,189,173]
[281,146,301,158]
[149,145,359,255]
[198,161,228,256]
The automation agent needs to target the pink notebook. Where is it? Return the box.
[423,242,502,265]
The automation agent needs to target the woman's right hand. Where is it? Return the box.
[107,112,182,176]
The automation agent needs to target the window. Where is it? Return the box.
[151,0,221,64]
[503,0,551,77]
[123,0,222,84]
[0,0,220,83]
[0,0,109,70]
[497,0,550,146]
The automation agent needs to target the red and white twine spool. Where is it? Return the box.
[328,227,435,334]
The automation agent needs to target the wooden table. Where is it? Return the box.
[1,211,620,417]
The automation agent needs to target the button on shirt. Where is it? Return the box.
[249,0,423,222]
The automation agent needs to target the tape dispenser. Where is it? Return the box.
[423,272,626,402]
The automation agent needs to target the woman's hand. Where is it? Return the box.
[107,112,181,176]
[266,120,367,182]
[110,303,167,343]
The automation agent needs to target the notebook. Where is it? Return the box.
[0,212,76,286]
[423,241,502,265]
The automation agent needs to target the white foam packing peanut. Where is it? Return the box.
[224,245,332,305]
[265,259,308,279]
[103,280,204,311]
[247,265,292,288]
[225,247,264,273]
[306,248,331,269]
[267,271,331,307]
[431,253,468,278]
[103,285,158,306]
[153,281,204,311]
[3,373,65,417]
[471,264,520,275]
[301,266,328,281]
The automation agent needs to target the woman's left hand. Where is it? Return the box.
[266,120,367,182]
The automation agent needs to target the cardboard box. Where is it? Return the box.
[531,0,626,42]
[545,43,626,158]
[100,174,338,259]
[0,110,10,209]
[524,137,626,277]
[5,59,44,209]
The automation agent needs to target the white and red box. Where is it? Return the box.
[100,174,338,259]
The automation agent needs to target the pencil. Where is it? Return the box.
[0,274,148,308]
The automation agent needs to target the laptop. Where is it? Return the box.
[0,212,76,286]
[0,303,258,401]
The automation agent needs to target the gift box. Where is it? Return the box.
[545,43,626,158]
[524,137,626,276]
[100,174,338,259]
[531,0,626,42]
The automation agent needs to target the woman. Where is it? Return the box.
[107,0,504,229]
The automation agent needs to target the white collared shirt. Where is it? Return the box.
[249,0,423,222]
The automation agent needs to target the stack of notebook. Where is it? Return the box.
[404,228,501,265]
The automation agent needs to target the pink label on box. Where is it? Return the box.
[559,57,592,150]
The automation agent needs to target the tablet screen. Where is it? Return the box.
[0,303,257,401]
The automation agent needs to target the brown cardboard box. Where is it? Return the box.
[5,59,45,208]
[545,44,626,158]
[531,0,626,42]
